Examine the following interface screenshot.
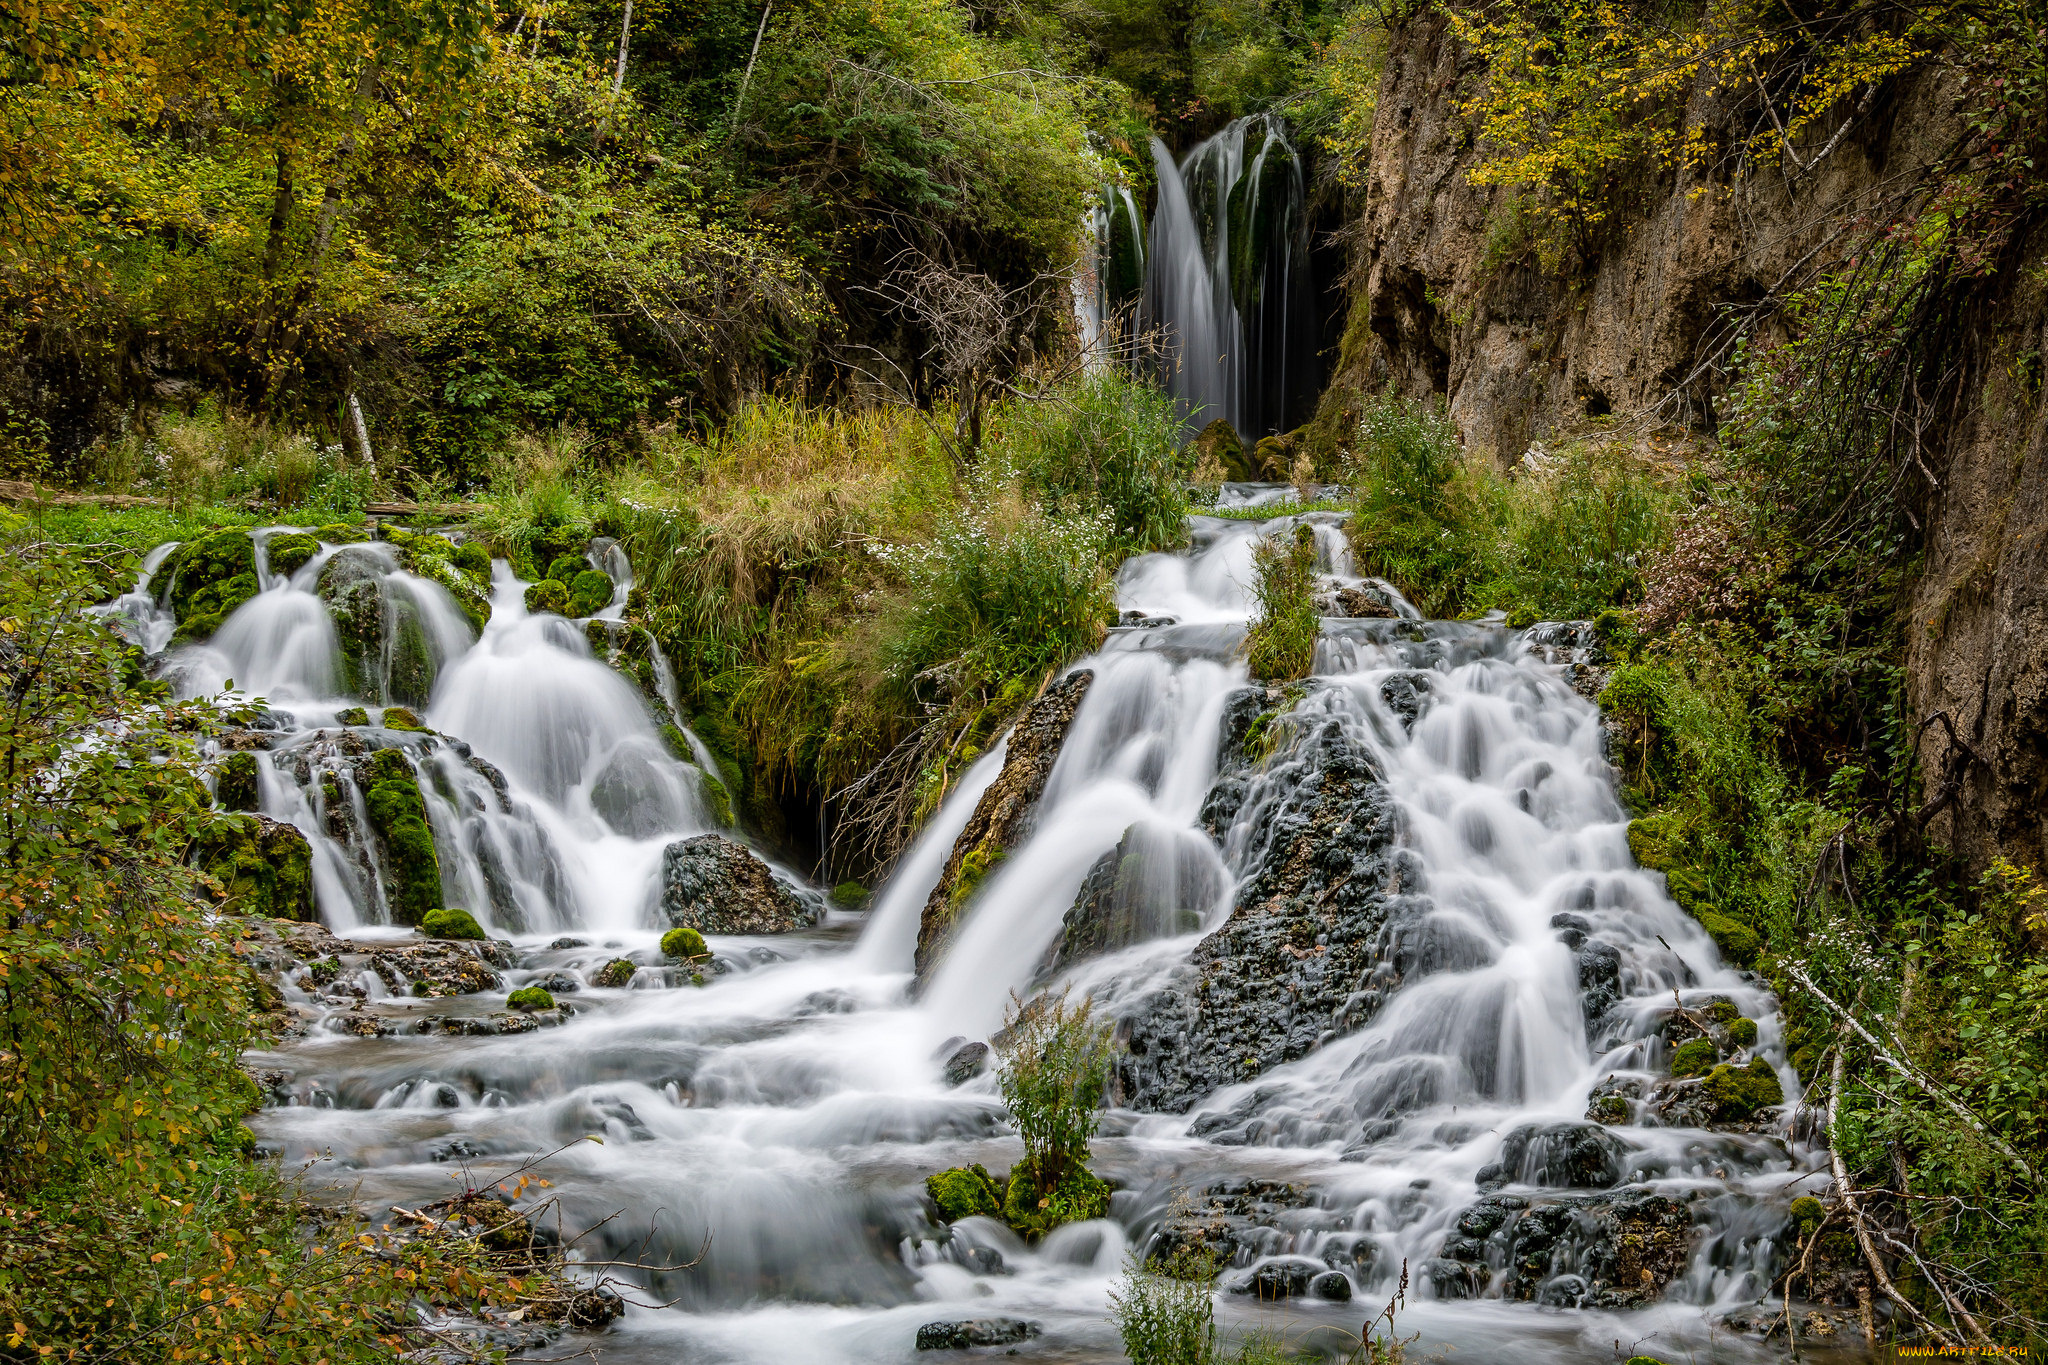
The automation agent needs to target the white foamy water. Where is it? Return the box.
[109,500,1854,1363]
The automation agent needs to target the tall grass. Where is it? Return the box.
[1242,523,1321,680]
[77,406,371,515]
[984,372,1190,555]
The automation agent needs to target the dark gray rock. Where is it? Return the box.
[1115,713,1404,1115]
[1146,1178,1325,1269]
[1230,1256,1324,1300]
[940,1040,989,1087]
[1432,1188,1698,1307]
[1475,1122,1628,1191]
[1308,1270,1353,1301]
[660,835,815,934]
[1040,823,1225,979]
[914,1318,1041,1350]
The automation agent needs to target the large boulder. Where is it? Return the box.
[1475,1122,1629,1192]
[1039,821,1225,980]
[193,813,318,921]
[1114,710,1401,1115]
[1432,1189,1700,1308]
[164,530,259,643]
[660,835,814,934]
[914,670,1094,980]
[318,546,389,696]
[1187,418,1254,484]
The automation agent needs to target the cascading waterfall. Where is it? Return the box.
[116,492,1861,1364]
[1075,182,1147,364]
[1141,114,1318,439]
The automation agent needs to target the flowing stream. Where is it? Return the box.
[111,501,1868,1363]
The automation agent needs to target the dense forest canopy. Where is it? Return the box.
[2,0,2047,1358]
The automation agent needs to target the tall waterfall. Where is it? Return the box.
[125,495,1836,1364]
[1142,114,1318,439]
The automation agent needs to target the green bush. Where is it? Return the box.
[926,1164,1003,1223]
[421,908,485,940]
[661,926,710,961]
[507,986,555,1012]
[1242,523,1321,681]
[985,374,1190,555]
[994,989,1113,1237]
[1109,1246,1216,1365]
[1343,393,1498,617]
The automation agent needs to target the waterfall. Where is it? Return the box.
[1142,114,1317,440]
[201,492,1823,1365]
[1075,183,1147,364]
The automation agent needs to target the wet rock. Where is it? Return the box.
[1378,672,1432,731]
[939,1040,990,1086]
[1578,940,1623,1031]
[914,1318,1042,1350]
[1418,1257,1482,1299]
[1434,1189,1698,1306]
[1118,609,1179,628]
[1585,1075,1644,1125]
[1116,713,1402,1115]
[1308,1269,1352,1301]
[1146,1179,1321,1268]
[163,530,258,642]
[1230,1256,1324,1300]
[192,813,318,921]
[591,957,637,988]
[550,936,590,949]
[1476,1122,1629,1191]
[915,669,1094,979]
[565,1286,625,1330]
[531,971,581,994]
[1335,585,1396,618]
[1041,822,1224,978]
[660,834,815,935]
[362,747,442,926]
[368,941,503,997]
[318,546,388,694]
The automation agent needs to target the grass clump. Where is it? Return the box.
[1242,523,1321,681]
[1110,1245,1216,1365]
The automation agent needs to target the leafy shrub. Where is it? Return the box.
[1487,442,1670,618]
[994,989,1113,1235]
[1242,523,1321,680]
[1109,1246,1216,1365]
[986,374,1190,555]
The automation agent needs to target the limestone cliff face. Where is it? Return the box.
[1338,12,2048,875]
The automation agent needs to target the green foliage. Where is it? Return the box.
[994,988,1113,1235]
[926,1164,1004,1223]
[507,986,555,1012]
[420,907,485,940]
[661,926,710,961]
[1670,1037,1718,1079]
[985,373,1190,555]
[1242,523,1320,681]
[214,752,260,811]
[1109,1245,1216,1365]
[1343,393,1497,617]
[361,747,441,926]
[191,814,319,922]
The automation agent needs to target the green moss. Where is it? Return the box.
[506,986,555,1012]
[1697,910,1761,966]
[661,926,709,962]
[420,908,485,940]
[524,579,570,616]
[568,569,614,617]
[380,706,430,732]
[1670,1037,1719,1079]
[1505,603,1539,630]
[452,542,490,578]
[265,532,320,579]
[1704,998,1741,1024]
[831,881,870,909]
[172,569,260,643]
[191,814,317,921]
[951,846,1003,909]
[592,958,637,988]
[165,530,256,623]
[926,1164,1003,1223]
[1789,1195,1824,1233]
[362,747,442,926]
[1727,1016,1759,1047]
[215,752,259,811]
[1588,1093,1629,1124]
[1703,1057,1784,1119]
[336,706,369,727]
[314,522,370,544]
[1000,1156,1111,1239]
[542,553,585,585]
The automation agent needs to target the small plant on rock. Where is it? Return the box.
[1109,1243,1216,1365]
[1242,523,1320,681]
[994,987,1114,1237]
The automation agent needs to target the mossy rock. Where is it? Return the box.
[568,569,614,618]
[421,907,485,940]
[1187,418,1253,483]
[1001,1157,1112,1240]
[545,553,588,585]
[1726,1017,1758,1047]
[831,881,871,910]
[661,926,710,962]
[1696,910,1760,966]
[926,1164,1003,1223]
[1670,1037,1718,1080]
[363,747,442,926]
[1789,1195,1824,1235]
[452,542,491,578]
[1703,1057,1783,1119]
[266,532,320,579]
[1703,998,1741,1025]
[525,579,570,616]
[1588,1093,1629,1125]
[314,522,371,544]
[337,706,370,727]
[192,813,317,921]
[215,752,260,811]
[592,957,637,988]
[1251,432,1295,480]
[319,547,388,695]
[172,569,260,644]
[950,846,1003,910]
[164,531,256,628]
[507,986,554,1012]
[381,706,430,733]
[385,594,440,708]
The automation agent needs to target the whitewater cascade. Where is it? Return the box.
[1140,115,1318,440]
[109,501,1851,1363]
